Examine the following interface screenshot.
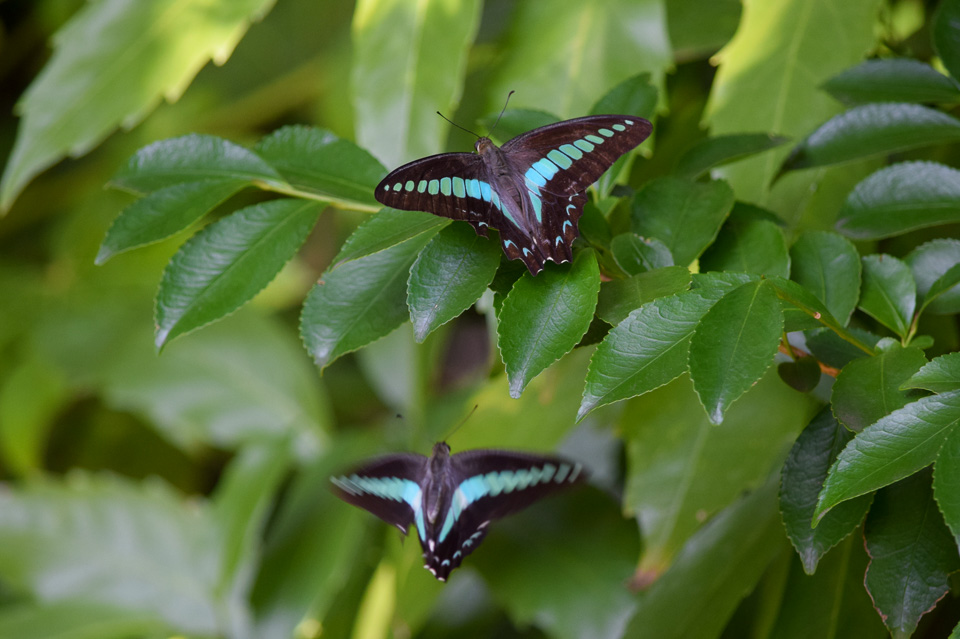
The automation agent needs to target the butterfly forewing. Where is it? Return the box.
[330,453,427,534]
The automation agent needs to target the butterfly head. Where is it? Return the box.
[474,137,496,155]
[430,442,452,469]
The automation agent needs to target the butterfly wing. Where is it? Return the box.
[423,449,587,580]
[501,114,652,196]
[331,453,428,534]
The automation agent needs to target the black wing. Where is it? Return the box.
[330,453,427,535]
[501,114,652,196]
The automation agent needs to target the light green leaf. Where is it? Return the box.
[0,0,276,210]
[0,356,68,476]
[352,0,481,167]
[822,59,960,105]
[0,601,169,639]
[858,254,916,338]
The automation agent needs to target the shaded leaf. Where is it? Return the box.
[934,425,960,545]
[858,255,916,338]
[777,357,822,393]
[610,233,674,275]
[595,266,691,326]
[831,345,927,432]
[903,352,960,393]
[935,0,960,83]
[804,326,880,370]
[906,239,960,315]
[699,210,790,278]
[822,59,960,105]
[789,230,861,325]
[675,133,789,180]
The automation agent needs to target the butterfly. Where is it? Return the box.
[331,442,586,581]
[375,114,653,275]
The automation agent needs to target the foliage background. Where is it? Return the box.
[2,0,960,638]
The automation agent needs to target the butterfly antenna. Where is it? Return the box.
[436,111,482,139]
[442,404,479,441]
[490,90,515,135]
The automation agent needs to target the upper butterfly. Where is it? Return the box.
[374,115,653,275]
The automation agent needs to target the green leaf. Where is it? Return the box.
[935,0,960,83]
[906,239,960,315]
[253,125,386,208]
[301,233,433,369]
[631,177,734,266]
[667,0,741,58]
[780,410,873,574]
[487,0,670,119]
[498,251,601,398]
[789,231,861,325]
[831,345,927,432]
[595,266,691,326]
[780,104,960,174]
[934,426,960,545]
[821,59,960,105]
[689,280,784,424]
[483,109,560,145]
[837,162,960,240]
[96,180,246,264]
[675,133,789,180]
[698,209,790,278]
[858,255,916,338]
[0,0,274,210]
[815,391,960,520]
[0,601,170,639]
[110,134,285,194]
[777,356,822,394]
[155,199,322,348]
[864,471,960,639]
[0,356,68,476]
[805,326,880,369]
[903,352,960,393]
[919,263,960,317]
[407,223,500,342]
[623,372,816,578]
[352,0,481,167]
[610,233,674,275]
[332,208,448,267]
[579,286,726,421]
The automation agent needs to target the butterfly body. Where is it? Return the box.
[375,115,652,274]
[332,442,585,581]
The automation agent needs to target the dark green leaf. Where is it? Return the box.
[831,345,927,432]
[780,409,873,574]
[920,263,960,316]
[590,73,658,197]
[934,425,960,545]
[498,250,601,398]
[595,266,691,325]
[97,180,245,264]
[769,277,853,339]
[935,0,960,83]
[858,255,916,338]
[789,231,861,324]
[254,125,386,208]
[332,208,448,267]
[906,239,960,315]
[110,134,286,194]
[675,133,789,180]
[631,177,734,266]
[407,223,501,342]
[301,233,433,369]
[689,280,784,424]
[156,199,322,348]
[837,162,960,240]
[864,471,960,639]
[699,210,790,278]
[822,59,960,105]
[816,391,960,520]
[805,326,880,369]
[610,233,674,275]
[780,104,960,174]
[777,357,822,393]
[903,352,960,393]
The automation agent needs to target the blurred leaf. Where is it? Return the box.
[816,390,960,520]
[623,371,815,576]
[0,0,276,210]
[631,177,734,266]
[498,250,600,398]
[675,133,789,180]
[0,355,68,476]
[483,109,560,146]
[780,409,873,574]
[864,471,960,639]
[301,232,434,369]
[780,104,960,174]
[110,134,285,194]
[156,199,322,348]
[595,266,691,325]
[906,239,960,315]
[407,222,500,342]
[821,59,960,105]
[903,352,960,393]
[590,73,658,197]
[253,125,386,208]
[97,180,246,264]
[837,162,960,240]
[777,356,821,393]
[831,344,926,432]
[934,0,960,83]
[332,208,448,268]
[488,0,670,119]
[610,233,674,275]
[934,425,960,545]
[699,211,790,278]
[666,0,741,59]
[0,601,170,639]
[789,231,861,325]
[858,255,916,338]
[352,0,481,167]
[689,280,784,424]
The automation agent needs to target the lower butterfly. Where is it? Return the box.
[375,114,652,275]
[331,442,586,581]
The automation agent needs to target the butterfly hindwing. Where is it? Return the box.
[330,453,427,535]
